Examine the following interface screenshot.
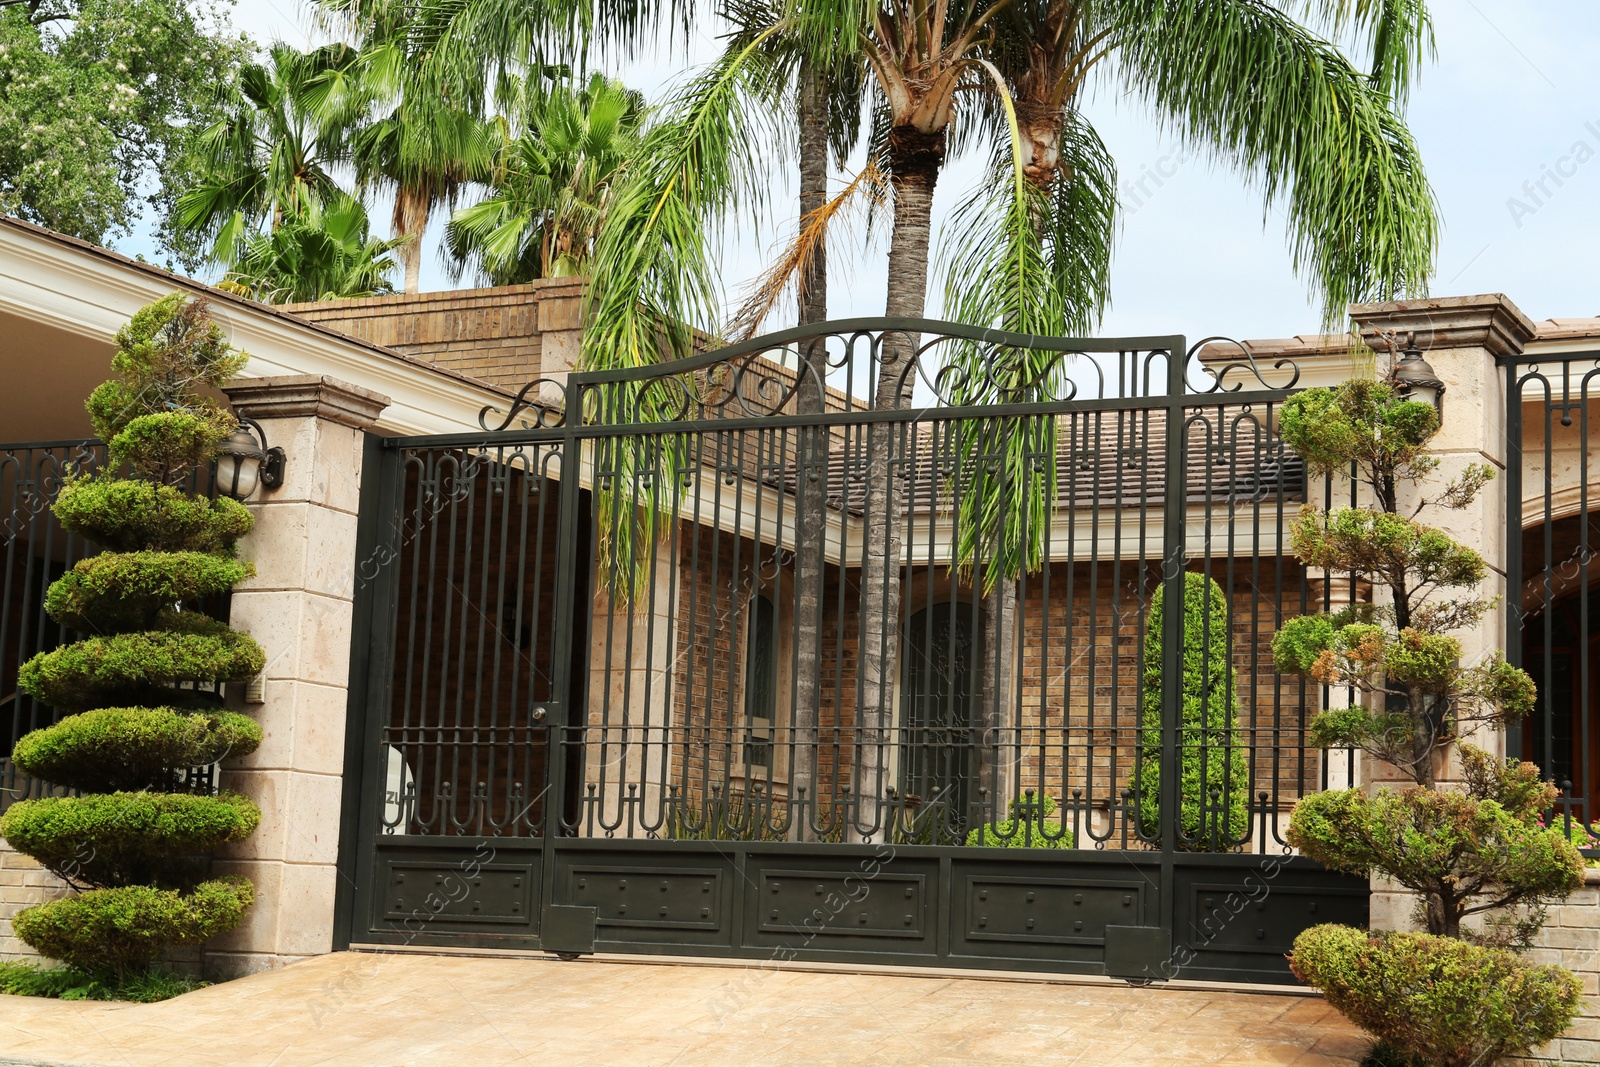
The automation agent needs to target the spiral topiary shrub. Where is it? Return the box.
[1,293,264,981]
[1290,925,1582,1067]
[1135,572,1250,848]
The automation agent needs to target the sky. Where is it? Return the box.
[135,0,1600,346]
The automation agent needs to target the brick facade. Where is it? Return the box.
[283,280,583,391]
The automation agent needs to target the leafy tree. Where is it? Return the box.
[220,191,404,303]
[445,74,645,286]
[1135,572,1251,848]
[0,293,265,978]
[1272,379,1585,1062]
[1272,380,1524,784]
[0,0,251,266]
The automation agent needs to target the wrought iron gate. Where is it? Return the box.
[335,319,1369,983]
[1505,350,1600,860]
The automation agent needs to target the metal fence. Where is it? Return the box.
[343,319,1369,981]
[1507,351,1600,857]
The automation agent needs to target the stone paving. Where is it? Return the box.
[0,951,1370,1067]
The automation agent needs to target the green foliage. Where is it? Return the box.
[53,476,253,554]
[11,879,254,977]
[1278,380,1439,483]
[1136,573,1250,848]
[46,552,254,634]
[11,707,263,793]
[85,293,245,483]
[1290,925,1582,1067]
[0,959,205,1002]
[220,191,405,303]
[1,295,259,974]
[0,792,261,889]
[965,794,1074,848]
[447,73,646,285]
[0,0,250,262]
[19,621,266,713]
[1287,777,1584,945]
[1288,507,1487,604]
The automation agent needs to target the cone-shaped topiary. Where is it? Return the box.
[2,293,263,979]
[1135,572,1250,848]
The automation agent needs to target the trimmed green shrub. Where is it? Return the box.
[1135,572,1250,848]
[1290,925,1582,1067]
[1288,782,1584,943]
[45,552,254,633]
[53,476,253,553]
[0,792,260,888]
[11,878,254,977]
[11,707,263,793]
[19,623,265,713]
[965,793,1075,848]
[3,294,260,982]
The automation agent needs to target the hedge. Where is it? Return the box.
[1136,572,1250,847]
[45,552,254,634]
[18,622,266,712]
[12,878,254,976]
[0,791,261,888]
[52,475,253,553]
[10,707,263,793]
[1290,925,1581,1067]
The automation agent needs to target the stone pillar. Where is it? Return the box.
[210,375,389,976]
[1347,294,1535,930]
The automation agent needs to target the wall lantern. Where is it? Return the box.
[216,417,286,500]
[1390,334,1446,416]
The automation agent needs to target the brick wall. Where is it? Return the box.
[0,842,65,961]
[1518,868,1600,1065]
[283,280,583,391]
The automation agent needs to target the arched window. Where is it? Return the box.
[743,594,778,769]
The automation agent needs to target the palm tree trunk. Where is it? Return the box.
[393,186,431,294]
[791,54,829,841]
[856,125,944,840]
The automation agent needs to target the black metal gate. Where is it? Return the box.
[1505,350,1600,860]
[334,319,1369,983]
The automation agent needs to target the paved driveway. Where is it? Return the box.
[0,952,1367,1067]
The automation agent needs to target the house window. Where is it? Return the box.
[743,594,778,769]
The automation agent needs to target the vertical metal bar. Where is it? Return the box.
[1157,339,1187,939]
[1504,356,1524,762]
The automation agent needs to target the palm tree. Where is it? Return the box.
[175,42,364,265]
[445,74,646,286]
[581,0,1438,834]
[219,191,406,304]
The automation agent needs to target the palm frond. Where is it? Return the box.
[728,157,890,341]
[1109,0,1438,327]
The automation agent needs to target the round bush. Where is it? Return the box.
[11,707,263,793]
[18,621,266,712]
[965,793,1075,848]
[1290,924,1582,1067]
[45,552,254,634]
[12,877,254,976]
[53,475,253,553]
[0,792,261,888]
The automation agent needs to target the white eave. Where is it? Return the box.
[0,217,512,438]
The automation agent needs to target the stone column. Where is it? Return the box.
[1347,294,1535,930]
[210,375,389,976]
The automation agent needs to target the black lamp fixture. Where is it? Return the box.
[1390,333,1446,415]
[216,416,286,500]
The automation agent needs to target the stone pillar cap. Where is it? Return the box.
[1348,294,1537,361]
[224,374,390,431]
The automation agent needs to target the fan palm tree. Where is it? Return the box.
[219,191,406,303]
[445,74,646,286]
[175,42,365,266]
